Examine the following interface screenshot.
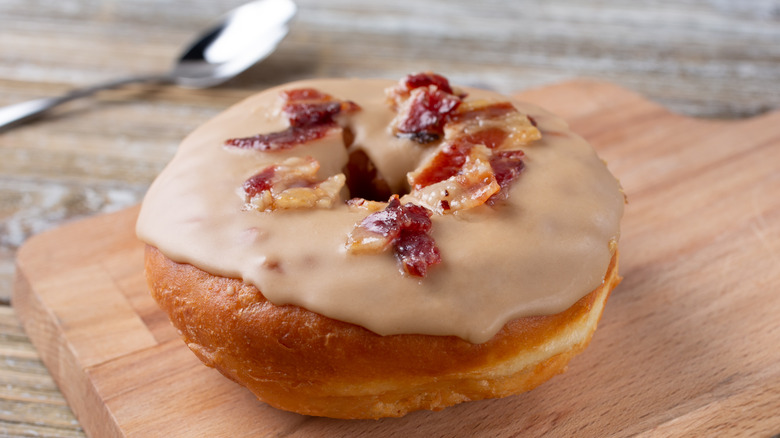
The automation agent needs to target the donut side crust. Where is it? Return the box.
[145,245,620,419]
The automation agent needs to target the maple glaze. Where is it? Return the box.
[136,78,623,343]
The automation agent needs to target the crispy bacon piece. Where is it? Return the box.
[408,142,524,211]
[446,100,541,150]
[281,88,361,128]
[242,157,345,212]
[403,72,454,95]
[243,166,277,198]
[226,125,334,151]
[385,74,539,214]
[395,231,440,277]
[394,88,462,143]
[346,196,441,277]
[281,88,331,101]
[408,140,471,190]
[459,127,509,150]
[346,197,388,213]
[410,145,500,214]
[226,88,360,151]
[387,72,464,143]
[487,149,526,205]
[449,100,516,123]
[403,96,540,212]
[387,72,458,108]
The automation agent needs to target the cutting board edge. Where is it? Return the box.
[13,259,126,438]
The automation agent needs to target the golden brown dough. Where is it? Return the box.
[145,245,620,419]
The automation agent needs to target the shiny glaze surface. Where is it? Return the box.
[136,78,623,343]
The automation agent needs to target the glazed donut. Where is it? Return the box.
[137,73,624,419]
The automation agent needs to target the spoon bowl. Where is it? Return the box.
[173,0,296,88]
[0,0,297,130]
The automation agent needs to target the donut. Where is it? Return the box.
[137,72,624,419]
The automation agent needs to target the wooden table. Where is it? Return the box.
[1,1,778,436]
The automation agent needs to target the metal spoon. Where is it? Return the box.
[0,0,297,131]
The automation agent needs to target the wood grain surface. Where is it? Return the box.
[2,0,779,435]
[0,306,83,437]
[12,80,780,437]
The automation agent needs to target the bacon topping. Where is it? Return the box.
[395,88,461,143]
[346,197,388,213]
[281,88,360,128]
[387,72,464,143]
[231,73,542,279]
[243,166,277,198]
[403,98,540,212]
[408,140,472,190]
[445,100,541,149]
[410,145,501,214]
[347,196,441,277]
[226,88,360,151]
[242,157,345,212]
[449,100,516,123]
[487,149,526,205]
[226,125,334,151]
[387,72,459,107]
[395,231,441,277]
[403,72,454,95]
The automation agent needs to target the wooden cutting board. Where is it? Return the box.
[13,81,780,437]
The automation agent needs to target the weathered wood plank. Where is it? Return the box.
[1,0,778,116]
[0,306,85,438]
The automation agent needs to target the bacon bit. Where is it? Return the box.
[346,196,408,253]
[225,125,333,151]
[346,197,388,213]
[280,88,361,127]
[403,72,454,94]
[398,95,539,212]
[408,140,472,190]
[387,72,465,143]
[280,88,331,101]
[491,150,526,188]
[386,73,539,214]
[487,149,526,205]
[446,100,541,150]
[284,101,343,127]
[243,166,276,198]
[395,231,440,277]
[394,88,462,143]
[449,101,517,123]
[409,145,500,214]
[281,88,361,128]
[460,127,509,150]
[387,72,459,109]
[243,157,345,212]
[226,88,360,151]
[346,196,441,277]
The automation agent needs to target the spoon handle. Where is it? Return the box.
[0,74,172,132]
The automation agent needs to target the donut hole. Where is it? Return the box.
[342,149,396,201]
